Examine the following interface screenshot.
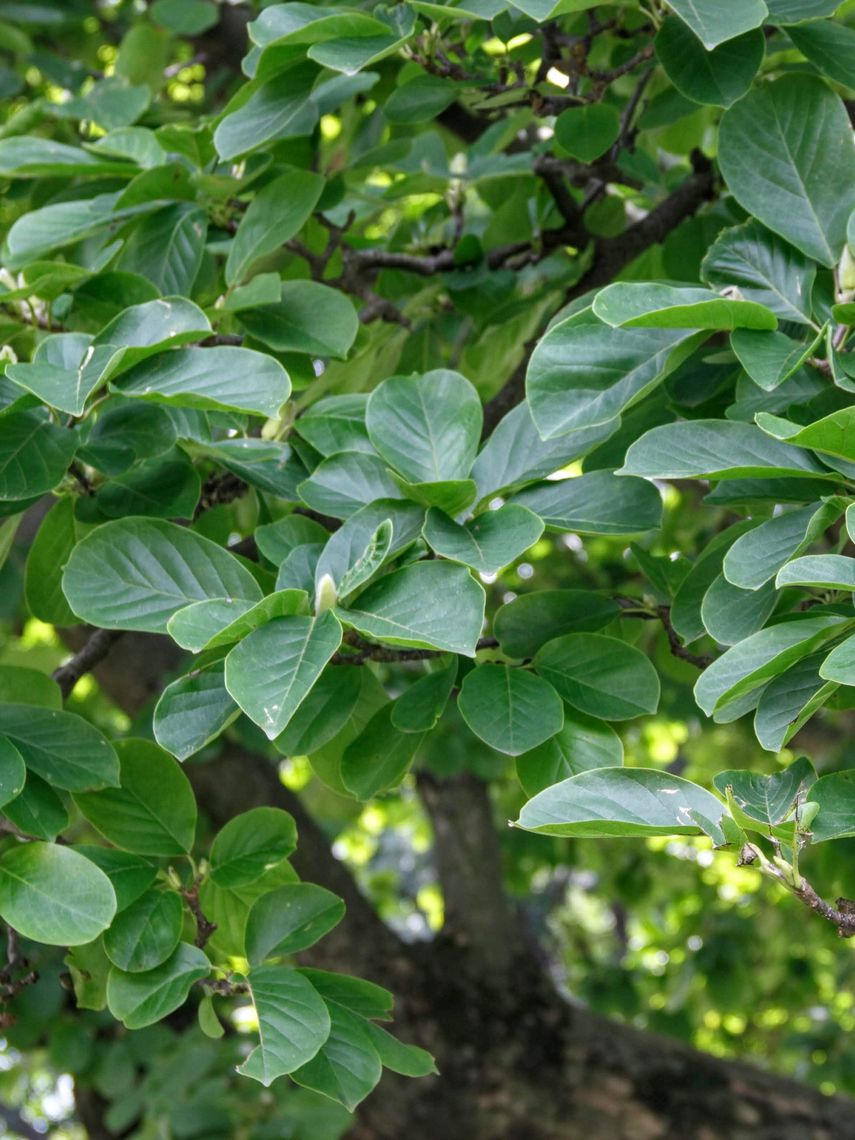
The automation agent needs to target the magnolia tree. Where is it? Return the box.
[2,0,855,1137]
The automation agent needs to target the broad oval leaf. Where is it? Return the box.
[337,561,485,656]
[238,965,331,1085]
[517,767,726,837]
[63,517,262,633]
[458,664,564,756]
[366,370,482,484]
[246,883,345,964]
[423,505,543,574]
[107,942,211,1029]
[718,75,855,266]
[210,807,297,889]
[0,842,116,946]
[73,738,198,856]
[113,346,291,416]
[513,471,662,535]
[533,633,660,720]
[103,889,184,973]
[225,611,344,739]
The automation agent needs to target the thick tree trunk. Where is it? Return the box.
[71,633,853,1140]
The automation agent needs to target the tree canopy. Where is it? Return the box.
[2,1,855,1137]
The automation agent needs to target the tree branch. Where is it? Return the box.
[52,628,124,700]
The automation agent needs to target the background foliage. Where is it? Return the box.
[2,0,855,1137]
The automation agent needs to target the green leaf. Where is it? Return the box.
[516,709,623,797]
[6,343,116,416]
[118,203,207,295]
[238,966,331,1085]
[226,170,325,286]
[366,370,482,484]
[386,73,459,123]
[701,219,816,325]
[731,328,821,391]
[210,807,297,889]
[0,411,77,500]
[391,475,477,515]
[0,136,137,177]
[113,346,290,417]
[423,505,543,574]
[723,501,842,588]
[754,654,837,752]
[4,192,153,267]
[458,664,563,756]
[665,0,767,49]
[151,0,219,34]
[718,75,855,266]
[4,775,69,842]
[341,705,425,799]
[294,394,370,457]
[107,942,210,1029]
[91,297,212,383]
[224,611,343,739]
[198,993,224,1039]
[694,614,849,718]
[788,19,855,89]
[24,496,78,625]
[471,402,617,500]
[338,561,485,655]
[315,500,424,593]
[337,521,394,599]
[74,846,157,912]
[167,590,308,653]
[153,663,239,761]
[776,554,855,590]
[298,453,403,520]
[257,514,331,564]
[513,471,662,534]
[214,69,318,161]
[533,633,660,720]
[0,842,116,946]
[713,757,815,826]
[274,665,363,755]
[554,103,620,162]
[0,665,61,710]
[246,883,345,963]
[391,658,457,732]
[291,1001,382,1111]
[701,574,777,646]
[527,310,699,437]
[74,739,198,856]
[495,590,619,659]
[620,420,829,480]
[654,20,764,108]
[63,517,261,633]
[593,283,776,331]
[818,630,855,684]
[808,770,855,841]
[103,889,184,973]
[364,1022,437,1077]
[239,281,359,359]
[755,407,855,462]
[517,767,726,837]
[766,0,841,19]
[0,736,26,807]
[298,969,392,1022]
[0,704,119,791]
